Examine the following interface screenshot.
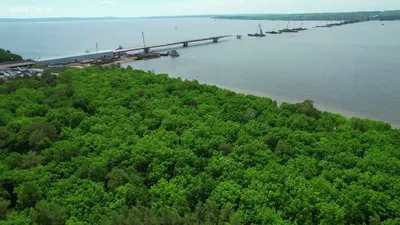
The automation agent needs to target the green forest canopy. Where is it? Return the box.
[0,49,23,63]
[0,66,399,224]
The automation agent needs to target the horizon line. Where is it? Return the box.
[0,9,399,20]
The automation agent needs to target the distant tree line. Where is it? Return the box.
[213,10,400,21]
[0,48,22,63]
[0,49,23,63]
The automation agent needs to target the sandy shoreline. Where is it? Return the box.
[217,85,400,128]
[118,63,400,129]
[65,57,138,68]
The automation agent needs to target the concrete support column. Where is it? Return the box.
[144,48,150,54]
[183,42,188,47]
[213,38,218,43]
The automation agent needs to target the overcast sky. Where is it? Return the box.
[1,0,400,18]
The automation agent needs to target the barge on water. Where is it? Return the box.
[293,22,308,31]
[248,24,266,37]
[266,25,282,34]
[279,21,298,33]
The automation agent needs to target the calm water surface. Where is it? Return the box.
[1,19,399,126]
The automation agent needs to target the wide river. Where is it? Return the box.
[1,18,399,126]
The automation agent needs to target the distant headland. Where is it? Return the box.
[0,10,399,23]
[213,10,400,21]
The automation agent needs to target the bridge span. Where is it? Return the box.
[114,35,232,54]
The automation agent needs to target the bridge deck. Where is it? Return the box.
[114,35,231,53]
[0,61,36,70]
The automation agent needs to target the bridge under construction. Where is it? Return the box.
[114,35,232,55]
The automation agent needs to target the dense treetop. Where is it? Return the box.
[0,49,23,63]
[0,66,399,224]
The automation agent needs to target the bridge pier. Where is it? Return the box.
[183,42,188,47]
[144,47,150,54]
[213,38,219,43]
